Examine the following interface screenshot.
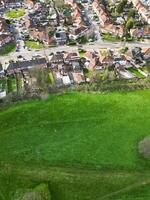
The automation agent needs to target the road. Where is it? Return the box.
[0,40,150,65]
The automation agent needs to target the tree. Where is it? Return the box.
[116,0,127,14]
[7,77,13,93]
[116,2,124,14]
[48,29,55,37]
[122,0,127,5]
[101,0,107,7]
[119,47,129,54]
[77,36,88,44]
[0,63,2,71]
[30,68,50,92]
[126,19,134,30]
[128,9,136,19]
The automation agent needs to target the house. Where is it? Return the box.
[101,23,125,37]
[64,0,75,6]
[2,0,22,8]
[132,0,150,24]
[69,26,88,40]
[130,27,150,38]
[62,75,71,85]
[92,0,124,37]
[50,53,64,64]
[62,63,73,73]
[72,61,81,71]
[71,72,85,84]
[29,28,50,44]
[99,54,114,65]
[24,0,34,9]
[84,51,98,60]
[55,28,67,45]
[0,18,14,47]
[92,0,109,26]
[0,34,14,47]
[53,71,63,85]
[0,17,8,32]
[142,47,150,60]
[88,59,99,70]
[84,51,100,70]
[124,50,133,61]
[23,2,54,31]
[115,63,135,79]
[0,17,14,48]
[64,52,80,63]
[7,58,47,73]
[71,3,83,26]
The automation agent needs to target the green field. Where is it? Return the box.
[5,9,25,18]
[0,91,150,199]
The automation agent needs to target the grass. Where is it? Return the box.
[0,79,6,91]
[11,77,17,92]
[1,90,150,199]
[79,50,86,58]
[25,40,43,49]
[0,43,16,55]
[128,68,145,78]
[48,72,55,86]
[79,52,85,57]
[102,34,122,42]
[5,8,25,18]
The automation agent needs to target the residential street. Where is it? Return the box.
[0,40,149,67]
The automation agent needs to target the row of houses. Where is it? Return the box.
[45,52,85,85]
[0,47,150,93]
[0,17,14,47]
[64,1,93,40]
[132,0,150,24]
[0,0,92,47]
[130,0,150,38]
[19,0,93,45]
[130,26,150,38]
[92,0,125,37]
[21,0,57,45]
[2,47,149,73]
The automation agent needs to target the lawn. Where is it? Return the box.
[49,72,55,85]
[0,78,6,91]
[0,90,150,199]
[79,49,86,57]
[128,67,145,78]
[0,43,16,55]
[5,8,25,18]
[102,33,122,42]
[25,40,43,49]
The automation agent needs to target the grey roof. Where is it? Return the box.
[7,58,47,70]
